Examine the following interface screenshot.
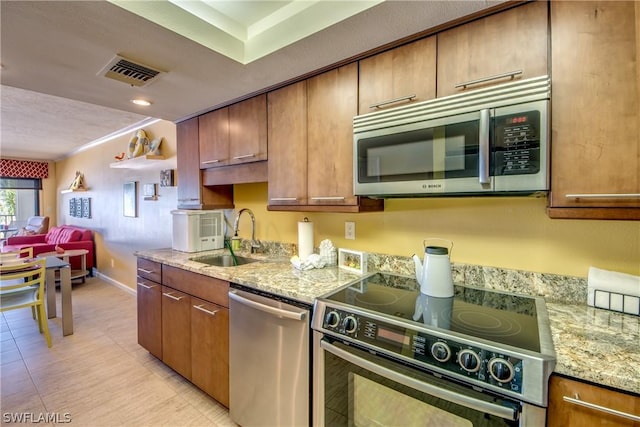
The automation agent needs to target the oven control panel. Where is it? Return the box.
[320,308,524,395]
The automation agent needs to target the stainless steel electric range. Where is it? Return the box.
[312,272,556,427]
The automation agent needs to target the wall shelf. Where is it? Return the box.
[109,154,173,170]
[61,188,88,194]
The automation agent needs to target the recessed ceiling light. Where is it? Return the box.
[131,99,151,106]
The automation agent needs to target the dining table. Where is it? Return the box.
[40,255,73,336]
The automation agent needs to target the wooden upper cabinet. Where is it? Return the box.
[199,108,229,168]
[176,117,202,208]
[307,63,359,207]
[437,1,548,98]
[548,375,640,427]
[267,81,308,206]
[198,94,267,169]
[358,36,436,114]
[177,117,234,210]
[229,94,267,165]
[548,1,640,219]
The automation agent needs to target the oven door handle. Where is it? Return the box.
[320,340,518,422]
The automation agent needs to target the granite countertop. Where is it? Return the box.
[135,248,640,396]
[135,248,364,304]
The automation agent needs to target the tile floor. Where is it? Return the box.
[1,276,237,426]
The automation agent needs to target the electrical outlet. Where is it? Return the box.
[345,221,355,240]
[110,258,115,268]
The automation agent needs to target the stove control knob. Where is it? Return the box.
[325,311,340,328]
[488,358,515,383]
[431,342,451,362]
[343,316,358,334]
[458,349,481,373]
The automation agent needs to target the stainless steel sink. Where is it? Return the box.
[190,254,260,267]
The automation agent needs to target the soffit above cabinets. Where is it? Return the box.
[108,0,384,64]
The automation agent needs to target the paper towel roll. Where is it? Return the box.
[298,220,314,261]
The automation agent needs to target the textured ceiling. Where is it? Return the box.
[0,0,504,161]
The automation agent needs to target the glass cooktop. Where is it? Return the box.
[325,272,542,352]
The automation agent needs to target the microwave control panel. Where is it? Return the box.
[493,111,541,175]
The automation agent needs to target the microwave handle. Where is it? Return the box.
[478,109,490,185]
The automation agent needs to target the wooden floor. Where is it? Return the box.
[1,276,237,427]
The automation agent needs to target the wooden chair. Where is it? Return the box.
[0,256,51,347]
[0,247,33,261]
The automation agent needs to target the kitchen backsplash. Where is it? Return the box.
[240,239,588,305]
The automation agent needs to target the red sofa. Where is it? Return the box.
[2,225,95,271]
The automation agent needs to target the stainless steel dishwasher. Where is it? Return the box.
[229,287,310,427]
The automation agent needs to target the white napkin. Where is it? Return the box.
[587,266,640,315]
[290,254,326,271]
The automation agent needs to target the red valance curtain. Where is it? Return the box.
[0,159,49,179]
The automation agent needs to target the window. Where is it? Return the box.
[0,178,42,227]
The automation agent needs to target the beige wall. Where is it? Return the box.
[232,183,640,278]
[55,121,177,288]
[54,121,639,291]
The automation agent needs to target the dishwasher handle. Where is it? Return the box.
[229,290,306,321]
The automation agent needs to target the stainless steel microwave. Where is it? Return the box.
[353,75,550,197]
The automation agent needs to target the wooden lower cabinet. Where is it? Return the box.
[191,296,229,407]
[136,277,162,359]
[137,258,162,359]
[548,374,640,427]
[161,286,192,380]
[137,260,230,407]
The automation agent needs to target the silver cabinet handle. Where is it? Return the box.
[137,268,153,274]
[311,196,345,201]
[193,304,219,316]
[233,153,255,160]
[162,292,184,301]
[137,282,155,289]
[369,94,416,109]
[321,340,517,421]
[202,159,221,164]
[565,193,640,199]
[455,70,523,89]
[563,394,640,422]
[478,108,490,185]
[270,197,298,201]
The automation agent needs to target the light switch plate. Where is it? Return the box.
[345,221,355,240]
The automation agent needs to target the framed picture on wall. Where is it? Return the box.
[160,169,174,187]
[81,198,91,218]
[123,181,137,217]
[69,198,76,216]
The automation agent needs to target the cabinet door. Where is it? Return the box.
[267,81,308,206]
[137,277,162,359]
[199,107,230,168]
[437,1,548,97]
[307,63,359,206]
[229,94,267,165]
[191,297,229,407]
[548,375,640,427]
[359,36,436,114]
[549,1,640,219]
[161,286,191,379]
[176,118,202,208]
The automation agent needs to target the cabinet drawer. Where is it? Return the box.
[162,265,230,307]
[548,374,640,426]
[137,258,161,283]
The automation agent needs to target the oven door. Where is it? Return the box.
[314,336,545,427]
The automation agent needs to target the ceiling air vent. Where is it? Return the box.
[98,55,164,87]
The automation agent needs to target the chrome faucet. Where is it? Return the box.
[233,208,261,253]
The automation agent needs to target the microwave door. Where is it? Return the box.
[355,111,492,196]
